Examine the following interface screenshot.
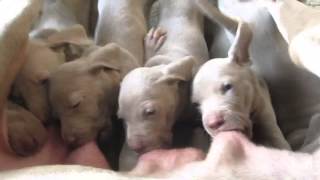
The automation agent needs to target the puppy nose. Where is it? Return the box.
[133,145,146,154]
[63,134,78,147]
[207,114,225,130]
[129,140,147,154]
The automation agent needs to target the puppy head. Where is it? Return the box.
[118,57,194,154]
[13,25,94,124]
[192,22,255,138]
[13,40,63,123]
[49,43,134,147]
[192,59,255,138]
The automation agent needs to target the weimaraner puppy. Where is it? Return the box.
[48,0,157,148]
[118,0,210,166]
[205,0,320,150]
[0,0,108,170]
[0,0,44,157]
[49,43,138,147]
[193,0,290,149]
[12,25,94,124]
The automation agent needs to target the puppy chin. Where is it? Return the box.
[205,126,252,139]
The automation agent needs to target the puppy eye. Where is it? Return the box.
[39,79,48,85]
[71,101,81,109]
[222,83,233,93]
[143,108,156,116]
[191,102,200,111]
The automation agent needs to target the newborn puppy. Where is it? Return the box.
[300,113,320,152]
[95,0,156,64]
[192,0,290,149]
[118,0,209,156]
[12,25,94,124]
[214,0,320,151]
[49,43,138,147]
[0,0,108,171]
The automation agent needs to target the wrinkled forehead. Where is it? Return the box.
[27,43,62,65]
[50,61,92,93]
[119,67,167,109]
[198,59,253,81]
[118,89,165,120]
[120,67,164,95]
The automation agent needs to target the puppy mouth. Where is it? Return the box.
[215,127,250,137]
[222,129,246,135]
[142,142,171,154]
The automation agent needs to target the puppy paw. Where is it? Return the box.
[144,27,167,60]
[7,108,48,156]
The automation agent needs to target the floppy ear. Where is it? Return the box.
[88,62,120,75]
[32,28,58,39]
[227,21,253,66]
[47,24,90,44]
[88,45,121,75]
[88,43,138,77]
[156,56,195,85]
[47,24,94,62]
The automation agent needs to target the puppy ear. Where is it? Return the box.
[88,43,138,77]
[88,62,120,75]
[47,24,94,62]
[32,28,58,39]
[157,56,195,84]
[47,24,90,44]
[228,21,252,66]
[88,44,121,75]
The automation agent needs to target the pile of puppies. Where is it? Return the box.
[2,0,320,179]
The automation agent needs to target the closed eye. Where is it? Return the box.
[143,108,156,116]
[71,101,81,109]
[39,78,48,85]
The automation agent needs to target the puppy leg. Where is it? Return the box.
[0,0,42,157]
[0,0,42,111]
[144,27,167,61]
[286,128,307,150]
[6,102,47,156]
[300,113,320,153]
[253,99,291,149]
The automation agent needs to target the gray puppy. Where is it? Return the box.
[193,0,290,149]
[118,0,209,155]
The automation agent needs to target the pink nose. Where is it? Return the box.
[128,139,147,154]
[206,113,225,130]
[63,134,79,147]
